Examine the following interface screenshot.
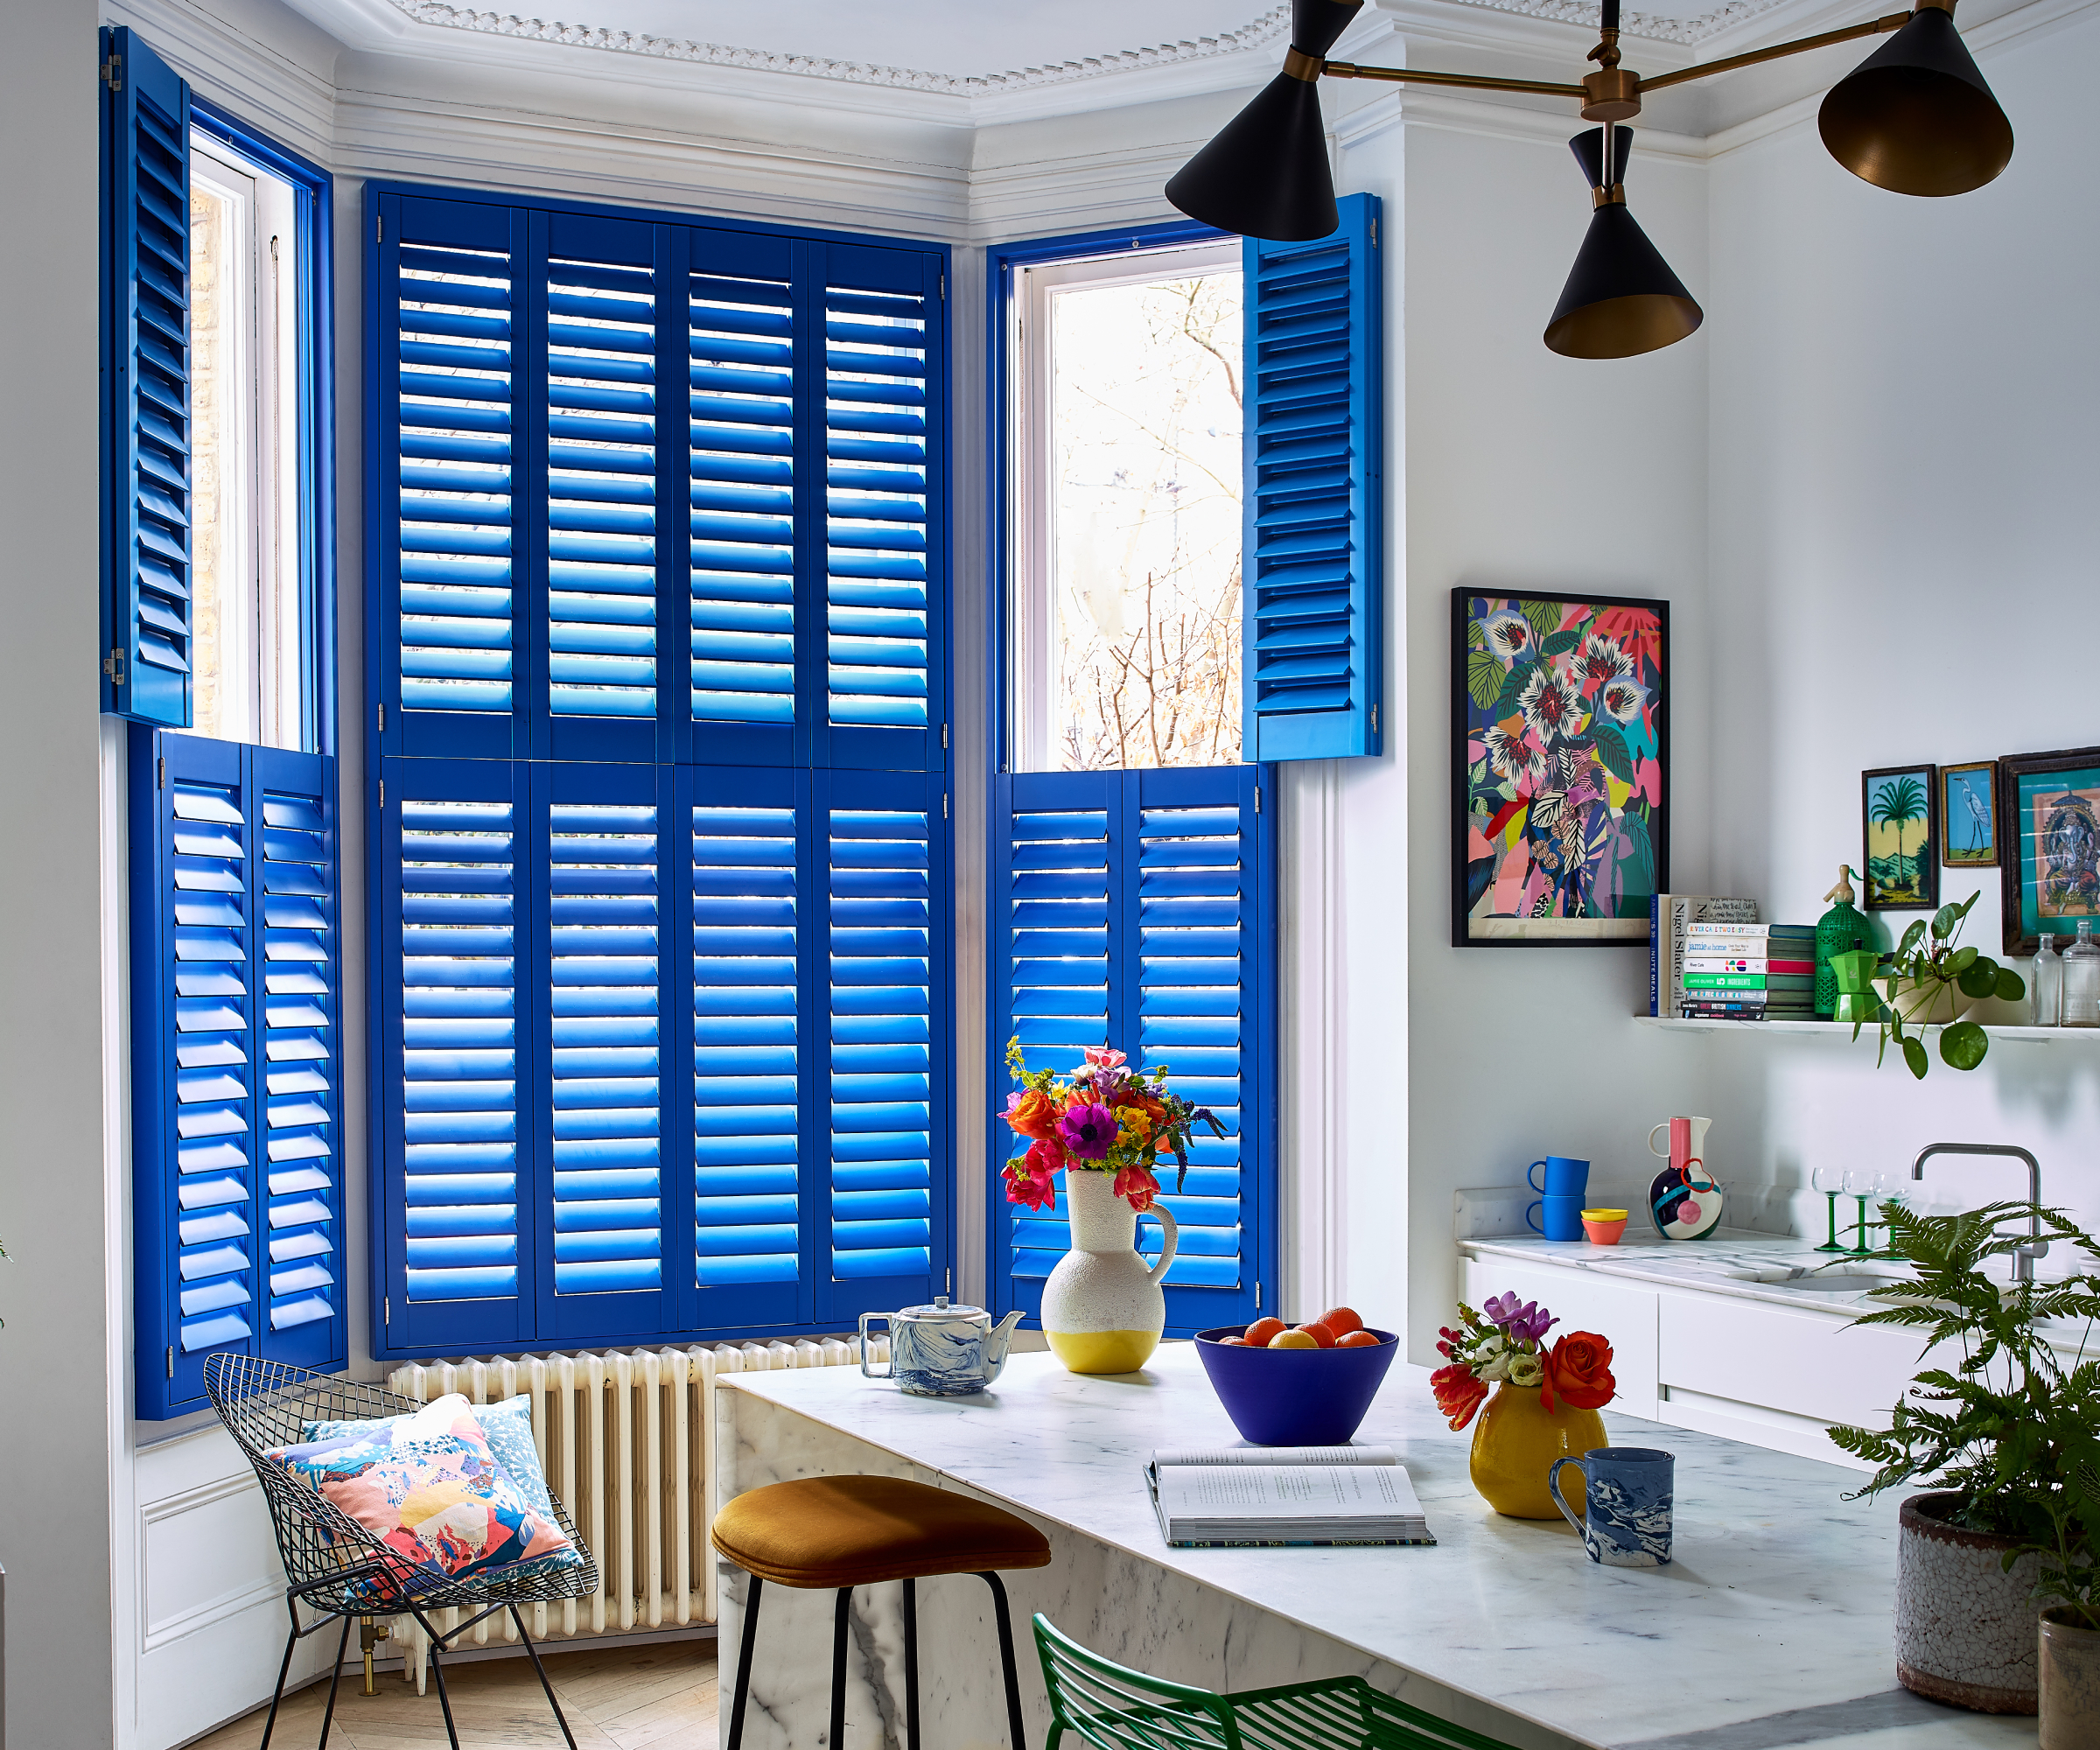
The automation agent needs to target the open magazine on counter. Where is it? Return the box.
[1146,1446,1435,1548]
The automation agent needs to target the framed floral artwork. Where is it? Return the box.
[1940,761,1998,867]
[1452,590,1667,947]
[1998,746,2100,956]
[1862,765,1939,910]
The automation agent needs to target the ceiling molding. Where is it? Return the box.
[382,0,1289,94]
[1427,0,1791,46]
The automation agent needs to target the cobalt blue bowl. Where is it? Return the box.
[1194,1326,1400,1446]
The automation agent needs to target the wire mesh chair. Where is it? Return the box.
[1032,1613,1522,1750]
[205,1354,600,1750]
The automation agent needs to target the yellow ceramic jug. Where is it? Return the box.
[1470,1382,1606,1518]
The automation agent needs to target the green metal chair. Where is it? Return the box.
[1032,1612,1519,1750]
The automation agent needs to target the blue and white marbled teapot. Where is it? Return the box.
[860,1297,1026,1397]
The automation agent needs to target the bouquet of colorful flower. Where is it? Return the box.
[1000,1039,1223,1214]
[1429,1292,1617,1431]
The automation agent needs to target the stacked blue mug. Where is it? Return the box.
[1526,1156,1591,1241]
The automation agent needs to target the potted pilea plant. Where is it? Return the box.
[1829,1200,2100,1735]
[1850,890,2025,1078]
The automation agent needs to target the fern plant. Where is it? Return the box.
[1829,1200,2100,1628]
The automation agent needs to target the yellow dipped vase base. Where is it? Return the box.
[1469,1382,1607,1519]
[1046,1328,1159,1374]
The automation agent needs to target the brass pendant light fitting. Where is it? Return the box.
[1168,0,2014,357]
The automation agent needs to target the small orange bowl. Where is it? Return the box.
[1581,1209,1628,1245]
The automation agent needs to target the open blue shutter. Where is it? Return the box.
[989,767,1271,1335]
[817,770,949,1323]
[1242,192,1383,762]
[102,29,194,727]
[134,731,344,1418]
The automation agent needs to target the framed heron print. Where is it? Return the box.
[1452,589,1668,947]
[1941,761,1998,867]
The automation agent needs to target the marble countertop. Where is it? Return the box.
[720,1345,2034,1749]
[1460,1230,1911,1316]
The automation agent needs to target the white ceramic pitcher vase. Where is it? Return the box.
[1040,1168,1178,1374]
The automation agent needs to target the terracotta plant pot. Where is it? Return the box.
[1895,1493,2040,1713]
[2040,1607,2100,1750]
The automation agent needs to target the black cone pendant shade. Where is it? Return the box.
[1544,128,1703,360]
[1166,0,1363,240]
[1819,4,2012,196]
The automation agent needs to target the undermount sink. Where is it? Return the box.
[1751,1266,1913,1295]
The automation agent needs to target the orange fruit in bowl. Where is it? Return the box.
[1334,1328,1382,1348]
[1318,1306,1363,1338]
[1268,1328,1319,1349]
[1217,1334,1248,1347]
[1295,1322,1336,1348]
[1242,1317,1284,1347]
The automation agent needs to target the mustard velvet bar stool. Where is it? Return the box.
[712,1474,1053,1750]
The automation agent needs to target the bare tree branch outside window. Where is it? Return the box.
[1051,271,1242,770]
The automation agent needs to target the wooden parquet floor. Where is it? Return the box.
[186,1639,717,1750]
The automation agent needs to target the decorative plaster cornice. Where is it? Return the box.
[1446,0,1793,46]
[386,0,1290,93]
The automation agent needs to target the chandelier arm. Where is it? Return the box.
[1321,61,1588,97]
[1637,10,1912,91]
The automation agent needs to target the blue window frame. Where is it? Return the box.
[113,37,340,1419]
[366,185,955,1359]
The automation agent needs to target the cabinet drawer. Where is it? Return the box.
[1656,1292,1922,1429]
[1460,1257,1660,1419]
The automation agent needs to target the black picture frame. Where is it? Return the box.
[1861,765,1939,911]
[1997,746,2100,956]
[1451,588,1670,948]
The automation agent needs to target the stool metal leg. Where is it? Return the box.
[830,1587,852,1750]
[902,1578,921,1750]
[726,1574,765,1750]
[978,1572,1028,1750]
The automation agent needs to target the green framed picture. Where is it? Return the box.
[1998,746,2100,956]
[1941,761,1998,867]
[1862,765,1938,910]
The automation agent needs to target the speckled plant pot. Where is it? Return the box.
[2040,1608,2100,1750]
[1895,1493,2040,1714]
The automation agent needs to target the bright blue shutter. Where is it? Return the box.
[376,195,524,758]
[818,771,948,1322]
[682,767,812,1331]
[102,29,194,727]
[134,732,345,1418]
[819,245,946,772]
[1242,192,1383,762]
[989,767,1271,1336]
[686,228,802,766]
[379,757,534,1350]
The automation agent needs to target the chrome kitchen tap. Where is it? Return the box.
[1911,1143,2048,1283]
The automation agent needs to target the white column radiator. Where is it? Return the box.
[383,1335,879,1685]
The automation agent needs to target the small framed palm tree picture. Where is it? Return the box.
[1862,765,1939,909]
[1941,761,1999,867]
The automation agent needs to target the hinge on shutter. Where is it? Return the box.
[378,778,386,809]
[1256,1280,1263,1311]
[1370,704,1379,734]
[102,53,122,89]
[942,792,949,819]
[157,755,165,790]
[377,701,385,732]
[376,213,383,242]
[384,1298,391,1328]
[103,648,126,688]
[1371,217,1378,248]
[946,1269,953,1294]
[165,1347,174,1378]
[1254,785,1262,815]
[939,272,946,302]
[942,723,948,750]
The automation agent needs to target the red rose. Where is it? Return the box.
[1431,1363,1490,1432]
[1541,1331,1615,1413]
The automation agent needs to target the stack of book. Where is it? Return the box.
[1680,923,1818,1020]
[1650,893,1759,1018]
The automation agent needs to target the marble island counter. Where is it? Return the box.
[716,1345,2034,1750]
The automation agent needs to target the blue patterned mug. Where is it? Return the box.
[1549,1446,1674,1566]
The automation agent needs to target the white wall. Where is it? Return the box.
[0,4,121,1746]
[1704,2,2100,1238]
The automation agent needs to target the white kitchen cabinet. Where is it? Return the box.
[1459,1256,1662,1418]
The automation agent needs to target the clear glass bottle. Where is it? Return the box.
[2033,933,2063,1026]
[2062,921,2100,1027]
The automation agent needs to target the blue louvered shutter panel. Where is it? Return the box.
[1242,193,1383,762]
[818,245,946,773]
[375,196,525,759]
[682,766,813,1331]
[102,29,194,728]
[817,771,949,1322]
[686,228,803,766]
[133,731,345,1418]
[989,767,1272,1336]
[378,757,536,1350]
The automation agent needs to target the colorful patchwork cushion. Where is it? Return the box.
[305,1394,558,1523]
[270,1394,582,1594]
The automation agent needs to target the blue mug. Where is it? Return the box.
[1529,1156,1591,1198]
[1549,1446,1675,1566]
[1527,1194,1586,1241]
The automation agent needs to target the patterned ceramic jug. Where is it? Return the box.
[860,1297,1026,1397]
[1040,1168,1179,1375]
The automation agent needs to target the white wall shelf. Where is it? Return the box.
[1634,1015,2088,1045]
